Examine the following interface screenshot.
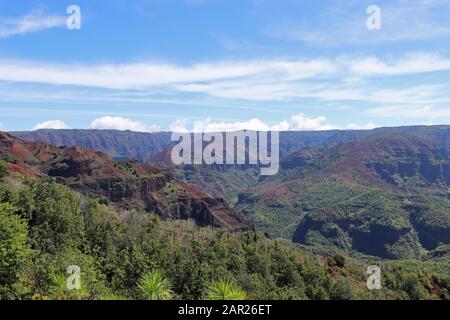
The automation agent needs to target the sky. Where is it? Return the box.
[0,0,450,132]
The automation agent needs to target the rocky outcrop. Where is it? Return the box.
[0,131,248,231]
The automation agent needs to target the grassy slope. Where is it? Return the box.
[236,133,450,259]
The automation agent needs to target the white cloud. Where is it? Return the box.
[90,116,161,132]
[272,114,339,131]
[292,83,448,105]
[169,118,190,133]
[33,120,69,130]
[171,113,341,132]
[191,118,272,132]
[345,122,378,130]
[349,53,450,76]
[179,82,299,101]
[0,53,449,106]
[27,115,380,133]
[0,53,448,103]
[0,58,336,91]
[0,9,66,39]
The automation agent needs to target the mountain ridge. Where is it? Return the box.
[0,131,248,231]
[12,125,450,162]
[236,132,450,259]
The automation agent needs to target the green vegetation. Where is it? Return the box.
[238,175,450,259]
[237,132,450,260]
[173,166,259,205]
[0,176,448,300]
[0,203,30,297]
[138,270,173,300]
[0,160,8,178]
[205,279,247,300]
[114,161,139,177]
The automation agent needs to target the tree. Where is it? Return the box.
[0,160,8,178]
[328,254,346,268]
[329,278,353,300]
[402,275,427,300]
[138,270,173,300]
[28,181,85,253]
[0,203,30,292]
[205,279,247,300]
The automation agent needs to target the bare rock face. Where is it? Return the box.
[0,131,248,231]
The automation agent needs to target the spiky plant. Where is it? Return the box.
[205,279,247,300]
[50,274,68,300]
[137,270,173,300]
[71,283,90,300]
[50,274,89,300]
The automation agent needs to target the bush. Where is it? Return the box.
[205,279,247,300]
[329,278,353,300]
[328,254,346,268]
[0,203,30,294]
[0,160,8,178]
[138,270,173,300]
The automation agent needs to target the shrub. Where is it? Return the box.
[138,270,173,300]
[328,254,346,268]
[205,279,247,300]
[0,203,30,292]
[0,160,8,178]
[329,278,353,300]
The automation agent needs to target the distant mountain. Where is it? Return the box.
[236,132,450,259]
[0,131,248,231]
[11,129,173,161]
[10,126,450,258]
[16,126,448,206]
[11,125,450,162]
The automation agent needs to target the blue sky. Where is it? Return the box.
[0,0,450,132]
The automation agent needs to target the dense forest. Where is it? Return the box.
[1,161,449,300]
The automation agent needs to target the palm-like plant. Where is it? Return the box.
[137,270,173,300]
[50,274,68,300]
[50,274,90,300]
[205,279,247,300]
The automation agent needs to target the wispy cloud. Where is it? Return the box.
[0,58,336,90]
[349,53,450,76]
[0,52,449,109]
[0,9,66,39]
